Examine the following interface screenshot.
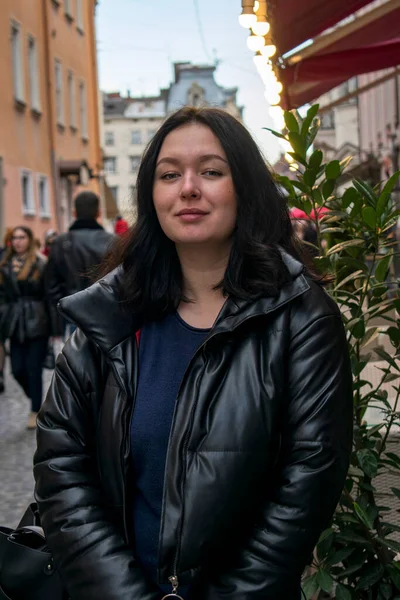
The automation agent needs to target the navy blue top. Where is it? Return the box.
[130,312,210,597]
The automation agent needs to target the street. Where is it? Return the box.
[0,360,53,527]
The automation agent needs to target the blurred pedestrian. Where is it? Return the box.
[42,229,57,257]
[45,191,114,338]
[34,108,353,600]
[0,228,13,393]
[114,214,129,236]
[0,226,52,428]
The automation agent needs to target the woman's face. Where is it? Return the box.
[11,228,30,255]
[153,123,237,248]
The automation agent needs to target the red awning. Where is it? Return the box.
[275,2,400,109]
[271,0,375,56]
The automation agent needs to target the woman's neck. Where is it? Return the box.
[176,243,230,329]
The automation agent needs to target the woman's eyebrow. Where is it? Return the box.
[156,154,228,168]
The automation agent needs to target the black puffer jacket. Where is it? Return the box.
[0,255,50,342]
[34,253,353,600]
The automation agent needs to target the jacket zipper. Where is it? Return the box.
[165,287,310,585]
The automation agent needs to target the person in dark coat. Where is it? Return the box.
[0,226,52,429]
[45,190,114,336]
[34,107,353,600]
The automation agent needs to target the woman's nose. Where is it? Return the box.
[180,173,200,199]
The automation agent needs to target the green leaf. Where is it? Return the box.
[356,562,385,590]
[337,531,369,544]
[301,104,319,137]
[309,149,323,171]
[352,319,365,339]
[360,327,381,349]
[284,111,299,134]
[374,347,400,371]
[304,169,317,187]
[357,449,378,478]
[336,583,353,600]
[362,206,377,229]
[306,118,320,149]
[343,187,361,209]
[353,501,374,529]
[316,569,334,594]
[377,171,400,217]
[391,487,400,500]
[326,238,365,256]
[353,179,378,207]
[375,254,392,283]
[328,546,355,565]
[288,132,306,159]
[263,127,287,141]
[383,538,400,553]
[326,160,341,180]
[323,179,336,199]
[302,573,319,600]
[287,152,308,167]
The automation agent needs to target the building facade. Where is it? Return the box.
[103,62,243,218]
[0,0,104,241]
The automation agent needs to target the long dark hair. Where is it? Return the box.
[101,106,317,320]
[0,226,41,281]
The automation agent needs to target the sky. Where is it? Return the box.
[96,0,281,163]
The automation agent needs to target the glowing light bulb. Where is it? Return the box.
[247,33,265,52]
[264,89,281,106]
[253,1,260,10]
[238,10,257,28]
[261,44,277,58]
[252,20,270,36]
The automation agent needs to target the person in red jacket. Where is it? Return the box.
[114,215,129,236]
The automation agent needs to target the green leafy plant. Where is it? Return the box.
[267,106,400,599]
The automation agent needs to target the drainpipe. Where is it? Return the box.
[42,0,62,232]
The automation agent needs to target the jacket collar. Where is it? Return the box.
[69,218,104,231]
[58,250,310,355]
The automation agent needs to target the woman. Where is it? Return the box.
[0,226,50,429]
[34,108,353,599]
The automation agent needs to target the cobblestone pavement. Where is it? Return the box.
[0,358,54,527]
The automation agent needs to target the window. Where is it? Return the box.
[147,129,156,142]
[130,156,141,173]
[79,80,88,139]
[11,21,24,104]
[64,0,72,18]
[76,0,84,32]
[68,70,76,128]
[105,131,115,146]
[104,157,116,174]
[109,186,118,201]
[38,175,50,216]
[54,59,64,125]
[28,36,40,112]
[320,111,335,130]
[131,130,142,145]
[21,170,35,214]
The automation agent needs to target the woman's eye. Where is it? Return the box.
[204,169,222,176]
[161,173,179,180]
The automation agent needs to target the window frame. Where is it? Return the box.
[64,0,73,19]
[105,131,115,146]
[130,156,141,173]
[67,69,76,129]
[20,169,35,215]
[79,79,88,140]
[76,0,84,33]
[27,35,41,113]
[11,20,25,105]
[131,130,142,145]
[37,174,51,218]
[104,157,117,174]
[54,58,64,126]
